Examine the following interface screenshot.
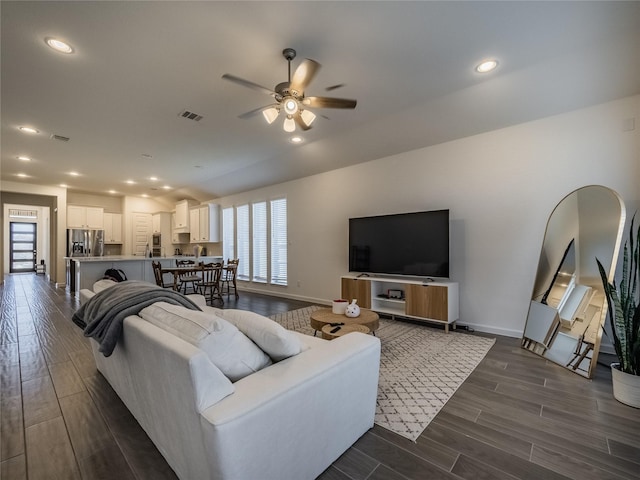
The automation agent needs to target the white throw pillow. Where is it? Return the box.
[93,279,117,293]
[139,302,272,382]
[213,308,302,362]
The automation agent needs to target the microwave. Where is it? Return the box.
[152,233,161,247]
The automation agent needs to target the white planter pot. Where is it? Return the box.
[611,363,640,408]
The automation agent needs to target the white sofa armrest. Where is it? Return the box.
[79,288,95,305]
[200,332,381,480]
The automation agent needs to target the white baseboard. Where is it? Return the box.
[457,322,523,338]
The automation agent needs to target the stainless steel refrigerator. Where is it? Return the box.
[67,229,105,257]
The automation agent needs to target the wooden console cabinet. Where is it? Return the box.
[341,275,459,332]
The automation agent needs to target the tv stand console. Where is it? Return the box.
[341,275,459,332]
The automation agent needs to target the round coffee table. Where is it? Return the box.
[310,308,379,336]
[321,323,370,340]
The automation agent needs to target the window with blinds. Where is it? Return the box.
[224,199,287,286]
[236,205,250,280]
[271,198,287,285]
[252,202,267,283]
[222,207,235,262]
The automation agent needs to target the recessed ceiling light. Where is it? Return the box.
[16,173,28,178]
[60,184,68,188]
[149,176,158,181]
[162,185,171,190]
[19,126,39,134]
[475,59,499,73]
[108,190,117,194]
[125,180,136,185]
[45,37,74,54]
[141,194,148,198]
[290,136,303,144]
[68,171,80,176]
[17,156,32,161]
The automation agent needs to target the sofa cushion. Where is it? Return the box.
[93,278,117,293]
[139,302,272,382]
[212,308,303,362]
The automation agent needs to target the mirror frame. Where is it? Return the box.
[523,185,625,378]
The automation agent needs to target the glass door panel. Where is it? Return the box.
[10,222,36,273]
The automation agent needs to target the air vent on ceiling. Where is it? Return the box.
[50,134,70,142]
[179,110,203,122]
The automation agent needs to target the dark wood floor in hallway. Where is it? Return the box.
[1,274,639,480]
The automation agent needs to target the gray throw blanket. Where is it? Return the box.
[72,280,202,357]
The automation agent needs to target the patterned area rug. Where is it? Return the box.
[270,306,496,441]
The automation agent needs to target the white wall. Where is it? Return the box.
[216,95,640,337]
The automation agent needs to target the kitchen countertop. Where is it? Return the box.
[65,255,222,262]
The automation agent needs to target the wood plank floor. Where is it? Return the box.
[1,274,639,480]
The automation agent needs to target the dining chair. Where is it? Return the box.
[152,261,173,289]
[197,262,223,306]
[175,259,201,294]
[221,258,240,299]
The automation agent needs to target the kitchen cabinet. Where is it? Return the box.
[174,200,197,233]
[67,205,104,229]
[189,208,200,243]
[103,213,123,244]
[189,204,220,243]
[152,212,172,235]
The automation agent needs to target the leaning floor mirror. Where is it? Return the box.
[522,185,625,378]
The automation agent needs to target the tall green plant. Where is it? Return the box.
[597,215,640,375]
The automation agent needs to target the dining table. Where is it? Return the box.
[160,264,205,291]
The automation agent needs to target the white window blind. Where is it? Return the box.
[222,207,235,262]
[252,202,267,283]
[236,205,250,280]
[270,198,287,285]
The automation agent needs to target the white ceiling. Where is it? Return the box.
[2,1,640,203]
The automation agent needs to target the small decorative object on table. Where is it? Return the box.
[345,299,361,318]
[332,299,348,314]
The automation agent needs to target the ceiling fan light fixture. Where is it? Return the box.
[283,97,299,115]
[262,107,279,124]
[300,109,316,127]
[283,116,296,133]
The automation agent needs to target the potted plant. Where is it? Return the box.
[597,215,640,408]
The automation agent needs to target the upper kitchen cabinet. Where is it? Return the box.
[103,213,123,244]
[67,205,104,229]
[189,204,220,243]
[174,200,198,233]
[152,212,171,234]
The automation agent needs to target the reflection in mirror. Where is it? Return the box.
[522,185,625,378]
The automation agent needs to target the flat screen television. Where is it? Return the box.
[349,209,449,278]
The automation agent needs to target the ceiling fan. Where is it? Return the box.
[222,48,357,133]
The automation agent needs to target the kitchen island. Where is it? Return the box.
[65,256,223,295]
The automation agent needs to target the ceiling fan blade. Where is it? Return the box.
[325,83,345,91]
[221,74,277,97]
[290,59,321,93]
[303,96,357,109]
[238,104,279,119]
[294,113,312,131]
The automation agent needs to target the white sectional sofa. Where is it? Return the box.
[79,288,381,480]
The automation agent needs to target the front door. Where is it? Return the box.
[10,222,37,273]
